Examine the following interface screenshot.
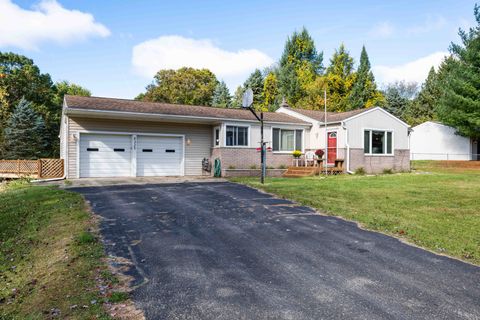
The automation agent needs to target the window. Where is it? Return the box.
[364,130,393,155]
[214,128,220,146]
[272,128,303,152]
[226,126,248,146]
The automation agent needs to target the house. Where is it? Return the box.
[277,104,411,173]
[59,95,411,178]
[410,121,479,160]
[59,95,311,178]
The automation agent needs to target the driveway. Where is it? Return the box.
[73,182,480,320]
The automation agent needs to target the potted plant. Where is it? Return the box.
[292,150,302,167]
[315,149,324,165]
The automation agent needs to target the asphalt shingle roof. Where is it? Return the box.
[283,107,370,122]
[65,95,310,124]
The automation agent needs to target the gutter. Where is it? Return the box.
[342,121,354,174]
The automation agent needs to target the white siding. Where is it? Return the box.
[67,117,212,178]
[410,122,472,160]
[345,109,409,150]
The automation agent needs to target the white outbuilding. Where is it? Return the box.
[410,121,478,160]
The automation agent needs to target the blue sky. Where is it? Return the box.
[0,0,477,99]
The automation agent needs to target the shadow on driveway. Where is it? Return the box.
[72,182,480,320]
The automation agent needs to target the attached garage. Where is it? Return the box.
[136,135,184,177]
[78,133,184,178]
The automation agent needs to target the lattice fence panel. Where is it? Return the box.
[39,159,64,178]
[0,160,38,174]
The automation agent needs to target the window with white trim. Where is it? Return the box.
[364,130,393,155]
[272,128,303,152]
[226,126,248,146]
[214,128,220,146]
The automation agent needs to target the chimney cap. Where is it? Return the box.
[280,96,289,108]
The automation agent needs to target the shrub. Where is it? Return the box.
[249,164,258,169]
[292,150,302,158]
[266,166,275,169]
[228,165,236,169]
[315,149,324,158]
[355,167,366,175]
[383,168,393,174]
[278,164,287,169]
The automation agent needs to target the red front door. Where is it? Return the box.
[327,132,337,165]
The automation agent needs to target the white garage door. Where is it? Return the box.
[137,135,183,176]
[80,134,132,178]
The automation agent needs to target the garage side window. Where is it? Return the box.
[364,130,393,155]
[226,126,248,146]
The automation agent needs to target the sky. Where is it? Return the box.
[0,0,477,99]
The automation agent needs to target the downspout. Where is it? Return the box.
[342,121,354,174]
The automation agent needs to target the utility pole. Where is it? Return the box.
[324,89,328,175]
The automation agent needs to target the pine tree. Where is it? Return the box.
[232,86,244,108]
[437,4,480,138]
[405,67,440,126]
[211,80,231,108]
[324,44,356,111]
[3,98,48,159]
[348,46,383,110]
[278,28,323,105]
[262,72,279,111]
[243,69,264,110]
[382,81,418,120]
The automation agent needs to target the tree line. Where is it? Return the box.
[0,52,91,159]
[1,4,478,160]
[137,4,480,139]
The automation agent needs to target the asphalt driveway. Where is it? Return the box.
[73,182,480,320]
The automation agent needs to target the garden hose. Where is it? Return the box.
[214,158,221,177]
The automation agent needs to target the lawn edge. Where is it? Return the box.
[229,180,480,268]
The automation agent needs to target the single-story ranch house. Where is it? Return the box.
[410,121,479,160]
[60,95,410,178]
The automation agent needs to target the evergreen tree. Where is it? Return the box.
[3,98,48,159]
[262,72,279,111]
[348,46,384,110]
[243,69,264,110]
[232,86,244,108]
[405,67,440,126]
[278,28,323,105]
[211,80,231,108]
[382,81,418,120]
[437,4,480,138]
[324,44,356,111]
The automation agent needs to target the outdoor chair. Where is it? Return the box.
[304,151,317,167]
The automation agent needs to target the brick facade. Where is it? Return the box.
[211,147,294,170]
[349,148,410,173]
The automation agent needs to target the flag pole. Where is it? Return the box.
[324,89,328,175]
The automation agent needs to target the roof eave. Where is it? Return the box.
[65,107,311,127]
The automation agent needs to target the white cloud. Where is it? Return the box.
[407,15,447,35]
[0,0,110,50]
[369,22,394,38]
[132,35,274,90]
[373,51,448,85]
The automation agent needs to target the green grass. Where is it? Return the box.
[231,161,480,265]
[0,181,115,319]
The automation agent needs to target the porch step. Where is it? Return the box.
[282,166,318,177]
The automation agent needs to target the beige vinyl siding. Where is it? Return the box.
[67,117,212,178]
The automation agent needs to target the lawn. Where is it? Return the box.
[231,161,480,265]
[0,181,123,319]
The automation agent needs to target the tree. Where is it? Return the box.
[324,44,356,111]
[52,81,91,107]
[2,98,48,159]
[243,69,264,110]
[436,4,480,138]
[348,46,384,110]
[262,72,279,111]
[278,28,323,105]
[211,80,231,108]
[405,67,440,126]
[139,67,218,106]
[382,81,418,120]
[232,86,244,108]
